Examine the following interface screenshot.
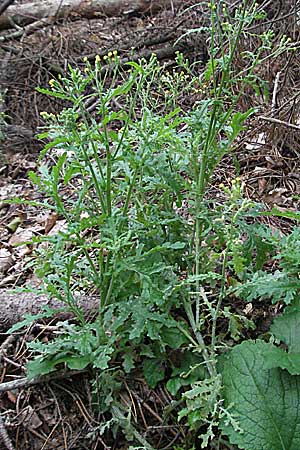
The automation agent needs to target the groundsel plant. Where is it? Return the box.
[11,1,295,448]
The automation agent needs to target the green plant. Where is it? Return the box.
[10,0,300,448]
[235,226,300,304]
[219,304,300,450]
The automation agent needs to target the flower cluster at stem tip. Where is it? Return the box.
[83,50,118,67]
[103,50,118,62]
[207,2,217,10]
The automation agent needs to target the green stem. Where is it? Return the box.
[74,124,107,214]
[184,300,215,377]
[190,0,249,377]
[211,249,228,353]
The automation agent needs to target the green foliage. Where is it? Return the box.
[26,321,115,379]
[11,0,299,447]
[235,226,300,305]
[142,358,165,388]
[271,300,300,354]
[8,306,58,333]
[219,340,300,450]
[236,270,300,304]
[166,352,207,396]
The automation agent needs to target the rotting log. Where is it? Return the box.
[0,0,177,30]
[0,291,99,331]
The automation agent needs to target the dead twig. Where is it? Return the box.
[271,71,281,114]
[0,415,15,450]
[0,17,54,42]
[258,115,300,131]
[0,368,87,393]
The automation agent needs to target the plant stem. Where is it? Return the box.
[211,249,228,353]
[184,300,215,377]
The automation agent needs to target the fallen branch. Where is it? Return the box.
[0,17,54,42]
[0,368,87,392]
[0,0,177,30]
[0,0,15,17]
[0,291,99,331]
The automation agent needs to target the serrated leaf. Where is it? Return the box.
[8,307,58,333]
[36,87,72,100]
[227,109,255,142]
[219,340,300,450]
[271,304,300,354]
[123,352,135,373]
[142,358,165,388]
[236,270,300,304]
[64,355,91,370]
[160,325,188,349]
[262,346,300,375]
[27,357,57,379]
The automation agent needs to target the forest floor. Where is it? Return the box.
[0,1,300,449]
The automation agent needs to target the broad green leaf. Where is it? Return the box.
[167,352,206,395]
[219,340,300,450]
[161,241,186,250]
[166,377,184,396]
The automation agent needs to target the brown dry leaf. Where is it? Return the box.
[8,229,34,258]
[258,177,267,195]
[39,410,58,427]
[6,391,17,404]
[243,303,253,316]
[0,248,14,274]
[20,406,43,430]
[44,213,58,234]
[8,229,34,247]
[245,132,266,150]
[47,220,67,236]
[263,188,288,206]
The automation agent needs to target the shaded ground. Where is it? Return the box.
[0,1,300,449]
